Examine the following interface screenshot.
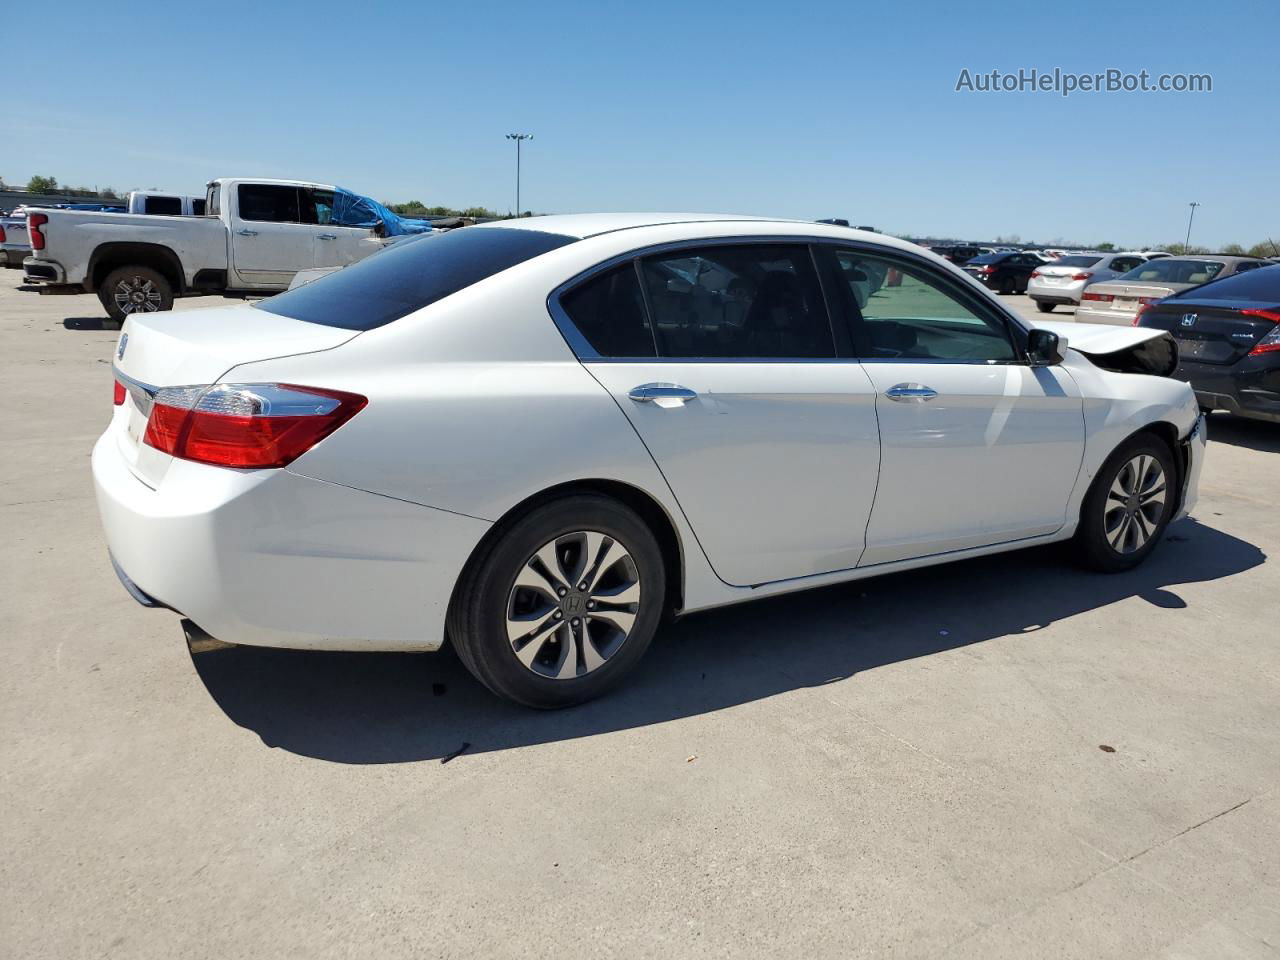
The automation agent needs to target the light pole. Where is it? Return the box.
[506,133,532,217]
[1184,201,1200,250]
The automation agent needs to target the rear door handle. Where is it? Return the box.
[317,233,337,240]
[236,228,258,237]
[885,383,938,402]
[628,383,698,405]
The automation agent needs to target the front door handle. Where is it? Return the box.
[885,383,938,402]
[628,383,698,406]
[236,228,259,237]
[317,233,337,240]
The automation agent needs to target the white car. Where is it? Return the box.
[1026,252,1149,313]
[95,215,1206,708]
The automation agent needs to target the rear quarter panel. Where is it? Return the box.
[33,209,227,286]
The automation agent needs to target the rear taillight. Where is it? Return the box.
[28,213,47,250]
[113,379,126,406]
[980,265,994,274]
[142,383,366,468]
[0,225,6,244]
[1029,270,1041,278]
[1244,310,1280,355]
[1131,298,1161,325]
[1081,291,1114,302]
[1070,272,1093,281]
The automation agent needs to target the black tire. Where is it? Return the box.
[1073,432,1177,573]
[99,265,174,321]
[999,276,1015,295]
[447,494,666,708]
[1036,301,1055,313]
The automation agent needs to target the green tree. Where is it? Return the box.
[1221,243,1245,256]
[1248,241,1279,259]
[27,175,59,194]
[1095,242,1116,252]
[100,187,119,199]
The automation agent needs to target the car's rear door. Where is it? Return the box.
[303,187,381,269]
[558,242,881,587]
[821,245,1084,566]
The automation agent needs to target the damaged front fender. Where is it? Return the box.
[1032,319,1178,376]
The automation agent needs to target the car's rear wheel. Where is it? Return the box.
[1036,301,1055,313]
[999,276,1014,295]
[448,494,665,708]
[1074,433,1177,572]
[100,265,174,322]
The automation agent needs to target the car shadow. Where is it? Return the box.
[63,317,120,331]
[1206,413,1280,454]
[193,518,1264,765]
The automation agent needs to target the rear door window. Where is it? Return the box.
[639,244,835,358]
[238,184,302,223]
[256,227,577,330]
[559,264,656,357]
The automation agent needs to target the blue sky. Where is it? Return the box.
[5,0,1277,247]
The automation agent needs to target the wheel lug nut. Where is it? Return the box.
[557,587,567,597]
[572,618,580,626]
[587,600,596,609]
[554,611,562,620]
[579,582,588,590]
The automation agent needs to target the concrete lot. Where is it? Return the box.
[1,277,1277,960]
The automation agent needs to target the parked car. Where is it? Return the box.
[124,191,206,216]
[1027,252,1149,313]
[961,251,1042,294]
[0,212,29,268]
[1137,264,1280,423]
[22,178,428,320]
[929,243,983,264]
[1074,256,1272,326]
[96,215,1205,708]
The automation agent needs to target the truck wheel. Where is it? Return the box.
[100,266,174,321]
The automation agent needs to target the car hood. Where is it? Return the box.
[1030,319,1167,355]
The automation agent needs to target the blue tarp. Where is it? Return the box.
[330,188,432,236]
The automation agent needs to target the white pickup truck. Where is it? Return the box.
[23,177,390,319]
[125,191,205,216]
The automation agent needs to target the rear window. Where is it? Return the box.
[1053,255,1102,267]
[1118,259,1225,284]
[143,195,182,216]
[1170,263,1280,301]
[256,227,577,330]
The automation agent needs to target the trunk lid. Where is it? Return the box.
[112,302,360,487]
[1139,298,1279,365]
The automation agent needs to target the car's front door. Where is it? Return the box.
[303,187,381,268]
[230,184,324,289]
[558,243,881,587]
[821,246,1085,567]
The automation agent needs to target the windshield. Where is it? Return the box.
[255,227,577,330]
[1118,259,1225,284]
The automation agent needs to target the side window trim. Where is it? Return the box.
[548,236,847,363]
[813,241,1029,365]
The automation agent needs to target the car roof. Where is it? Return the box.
[476,212,799,239]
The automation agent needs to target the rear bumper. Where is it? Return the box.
[1073,304,1136,326]
[93,430,492,651]
[22,256,65,283]
[1177,354,1280,424]
[2,247,29,268]
[1027,279,1086,304]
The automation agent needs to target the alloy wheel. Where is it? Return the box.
[1103,454,1167,554]
[505,530,641,680]
[114,276,163,314]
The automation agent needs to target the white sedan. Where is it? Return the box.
[96,214,1206,707]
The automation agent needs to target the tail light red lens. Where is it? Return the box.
[0,225,6,244]
[1242,309,1280,355]
[1081,292,1114,302]
[1029,270,1041,278]
[113,379,126,406]
[1131,298,1161,325]
[980,265,994,274]
[1070,272,1093,281]
[142,383,367,468]
[28,213,48,251]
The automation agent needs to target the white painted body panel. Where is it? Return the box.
[92,215,1206,652]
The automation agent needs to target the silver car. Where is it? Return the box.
[1027,252,1148,313]
[1075,256,1274,326]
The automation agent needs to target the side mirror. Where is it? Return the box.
[1028,328,1066,366]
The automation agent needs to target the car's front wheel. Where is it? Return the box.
[1074,433,1177,572]
[448,494,665,708]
